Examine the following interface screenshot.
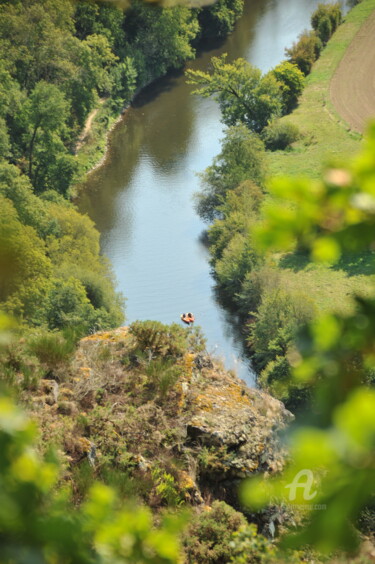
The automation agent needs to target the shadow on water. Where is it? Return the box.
[132,68,185,109]
[212,285,254,376]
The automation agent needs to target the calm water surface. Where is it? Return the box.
[78,0,344,386]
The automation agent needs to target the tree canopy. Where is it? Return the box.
[186,54,284,133]
[195,123,266,221]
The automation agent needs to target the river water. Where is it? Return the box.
[78,0,344,386]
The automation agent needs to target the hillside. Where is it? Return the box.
[267,0,375,179]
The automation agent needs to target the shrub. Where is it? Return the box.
[270,61,305,113]
[145,358,183,399]
[27,330,76,368]
[230,523,276,563]
[186,325,207,353]
[261,121,300,151]
[129,320,188,359]
[248,288,316,370]
[0,392,185,562]
[311,3,342,44]
[183,501,247,563]
[285,30,322,75]
[0,338,44,391]
[151,466,183,507]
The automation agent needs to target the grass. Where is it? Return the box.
[276,253,375,315]
[263,0,375,316]
[267,0,375,180]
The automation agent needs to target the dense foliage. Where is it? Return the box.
[0,162,123,331]
[182,501,276,563]
[243,125,375,553]
[0,0,244,332]
[195,124,266,222]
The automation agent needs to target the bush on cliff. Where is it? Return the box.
[183,501,247,563]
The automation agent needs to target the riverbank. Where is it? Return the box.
[263,0,375,315]
[192,0,375,407]
[71,100,126,196]
[71,0,246,195]
[267,0,375,180]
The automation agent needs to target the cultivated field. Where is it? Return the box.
[330,9,375,133]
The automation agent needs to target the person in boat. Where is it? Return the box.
[181,312,195,324]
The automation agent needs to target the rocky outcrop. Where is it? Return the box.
[27,326,292,509]
[185,367,292,480]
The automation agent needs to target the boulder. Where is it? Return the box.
[185,369,292,480]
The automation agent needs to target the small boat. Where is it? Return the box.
[181,313,195,325]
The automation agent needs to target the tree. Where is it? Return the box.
[0,196,52,322]
[208,180,263,264]
[0,60,21,119]
[198,0,244,39]
[83,33,118,95]
[74,1,126,55]
[125,2,199,84]
[20,81,68,183]
[195,124,265,221]
[186,54,283,132]
[285,30,322,75]
[269,61,305,114]
[0,117,10,159]
[249,288,316,370]
[110,57,138,108]
[0,162,58,238]
[311,3,342,44]
[215,233,258,296]
[0,0,75,91]
[45,277,98,331]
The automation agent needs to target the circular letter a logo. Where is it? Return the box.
[285,469,317,501]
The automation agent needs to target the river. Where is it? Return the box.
[77,0,345,386]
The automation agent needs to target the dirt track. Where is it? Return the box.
[330,9,375,133]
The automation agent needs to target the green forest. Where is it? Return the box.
[0,0,374,562]
[0,0,244,333]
